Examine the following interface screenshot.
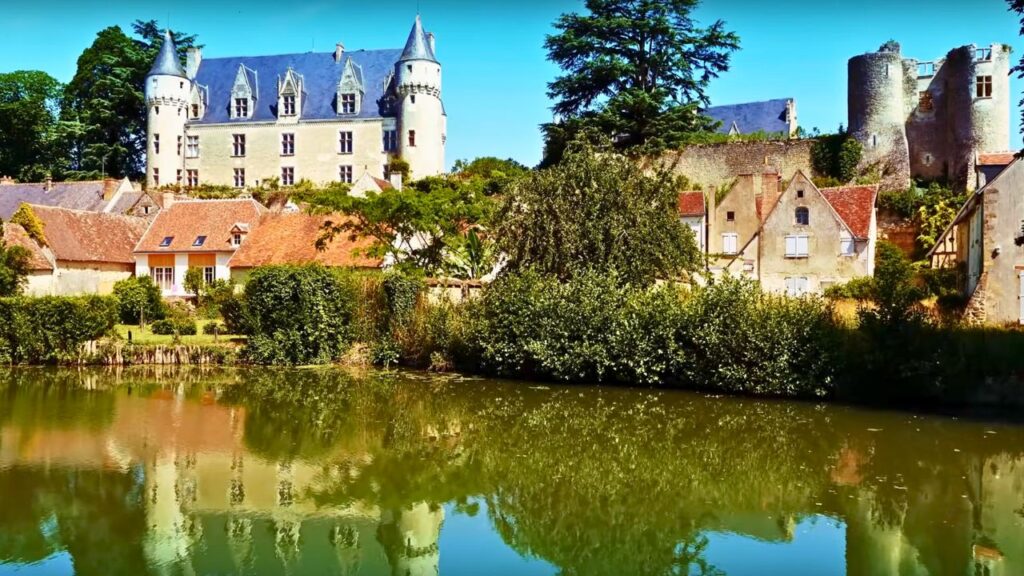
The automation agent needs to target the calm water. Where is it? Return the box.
[0,368,1022,576]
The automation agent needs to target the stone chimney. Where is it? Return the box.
[334,42,345,62]
[44,177,52,192]
[427,32,436,56]
[389,171,403,191]
[186,47,202,78]
[162,191,176,210]
[0,176,15,186]
[761,168,782,219]
[102,178,118,200]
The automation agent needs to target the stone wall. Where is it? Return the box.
[876,209,919,257]
[661,140,814,190]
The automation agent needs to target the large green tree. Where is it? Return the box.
[541,0,739,166]
[0,222,31,297]
[61,21,197,180]
[0,71,63,181]
[497,137,701,285]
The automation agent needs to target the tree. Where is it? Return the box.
[111,275,165,325]
[452,157,529,195]
[309,178,495,276]
[60,21,197,180]
[542,0,739,165]
[0,71,64,181]
[497,137,701,285]
[0,222,30,297]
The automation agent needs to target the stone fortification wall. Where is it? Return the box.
[662,140,814,189]
[848,46,911,191]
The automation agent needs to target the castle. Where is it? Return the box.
[145,16,445,190]
[848,41,1010,191]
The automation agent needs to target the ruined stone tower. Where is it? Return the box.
[848,41,1010,191]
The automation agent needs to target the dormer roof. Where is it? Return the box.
[148,30,187,78]
[399,15,437,63]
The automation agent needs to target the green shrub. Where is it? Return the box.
[200,279,236,319]
[811,133,862,183]
[242,265,357,365]
[823,276,875,300]
[0,295,117,363]
[382,270,423,329]
[219,292,251,335]
[112,276,166,324]
[150,318,197,336]
[202,322,224,335]
[183,267,205,300]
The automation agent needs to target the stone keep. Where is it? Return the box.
[848,41,1010,191]
[145,30,190,188]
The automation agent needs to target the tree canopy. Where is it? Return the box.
[541,0,739,166]
[496,137,701,285]
[0,222,31,297]
[0,71,63,181]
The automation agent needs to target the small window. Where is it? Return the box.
[923,153,934,166]
[186,169,198,187]
[977,47,993,61]
[840,236,855,255]
[192,104,200,118]
[176,169,182,184]
[233,168,245,188]
[153,168,160,186]
[160,236,174,247]
[407,64,412,73]
[796,189,804,199]
[234,97,249,118]
[785,235,809,257]
[282,94,296,116]
[726,211,735,222]
[154,134,160,154]
[232,134,246,157]
[795,207,809,226]
[340,93,356,115]
[186,135,199,158]
[281,166,295,186]
[143,205,151,215]
[177,136,182,156]
[203,267,215,284]
[339,131,353,154]
[722,233,738,255]
[193,236,206,247]
[281,133,295,156]
[339,165,353,184]
[383,129,397,152]
[232,233,243,247]
[977,75,993,98]
[871,134,877,148]
[408,130,417,147]
[411,95,416,104]
[785,277,809,297]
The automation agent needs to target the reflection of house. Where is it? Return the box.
[0,176,137,218]
[9,205,148,296]
[133,198,266,296]
[929,158,1024,323]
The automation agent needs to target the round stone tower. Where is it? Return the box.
[848,42,910,189]
[396,16,445,178]
[145,31,190,189]
[970,43,1012,155]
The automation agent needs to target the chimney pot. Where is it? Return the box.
[334,43,345,62]
[186,47,202,78]
[44,177,52,192]
[162,191,176,210]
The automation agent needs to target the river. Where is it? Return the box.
[0,367,1022,575]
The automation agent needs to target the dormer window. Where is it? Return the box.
[232,233,243,246]
[341,93,356,114]
[189,83,208,120]
[192,104,200,117]
[283,94,295,115]
[230,64,257,119]
[234,98,249,118]
[277,69,304,119]
[193,235,206,247]
[337,58,364,116]
[160,236,174,247]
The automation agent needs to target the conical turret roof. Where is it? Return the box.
[148,30,187,78]
[399,15,437,62]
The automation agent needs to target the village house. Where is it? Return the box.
[929,158,1024,324]
[228,212,381,284]
[133,198,266,296]
[677,191,706,251]
[7,205,148,296]
[0,176,141,219]
[705,168,783,278]
[3,222,56,295]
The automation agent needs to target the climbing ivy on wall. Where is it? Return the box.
[10,203,46,247]
[810,133,862,183]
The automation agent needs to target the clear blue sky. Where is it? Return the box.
[0,0,1020,169]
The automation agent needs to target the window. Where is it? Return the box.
[924,153,934,166]
[339,131,353,154]
[232,233,243,246]
[977,75,993,98]
[186,169,198,187]
[785,234,809,258]
[155,106,160,115]
[722,233,738,255]
[234,97,249,118]
[193,236,206,247]
[977,47,993,61]
[143,205,151,216]
[153,134,160,154]
[151,267,174,292]
[918,91,934,113]
[177,136,183,156]
[339,165,353,183]
[918,62,936,77]
[407,64,412,73]
[153,168,160,186]
[233,168,245,188]
[159,236,174,247]
[281,166,295,186]
[383,129,397,152]
[410,95,416,104]
[408,130,417,147]
[191,104,200,118]
[796,189,804,198]
[281,133,295,156]
[795,207,810,226]
[203,267,215,284]
[282,94,296,116]
[726,211,735,222]
[186,136,199,158]
[340,93,356,115]
[871,134,877,148]
[785,277,809,297]
[840,235,855,255]
[176,169,182,184]
[232,134,246,157]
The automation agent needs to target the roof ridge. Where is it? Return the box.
[25,203,146,219]
[201,47,402,62]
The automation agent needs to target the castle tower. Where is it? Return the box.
[145,31,190,189]
[396,16,445,178]
[848,42,911,190]
[966,44,1011,159]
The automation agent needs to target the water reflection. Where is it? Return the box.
[0,367,1022,575]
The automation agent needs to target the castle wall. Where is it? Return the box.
[663,140,813,191]
[848,49,911,191]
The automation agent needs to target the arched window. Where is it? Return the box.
[795,207,809,226]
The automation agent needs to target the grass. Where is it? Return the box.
[115,319,243,346]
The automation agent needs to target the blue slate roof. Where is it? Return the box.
[400,15,437,62]
[148,31,187,78]
[0,181,112,220]
[190,48,402,124]
[705,98,792,135]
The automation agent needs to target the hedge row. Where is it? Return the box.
[0,296,118,364]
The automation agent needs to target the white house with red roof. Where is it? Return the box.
[133,197,266,296]
[677,191,706,252]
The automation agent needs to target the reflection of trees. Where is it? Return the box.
[0,369,115,432]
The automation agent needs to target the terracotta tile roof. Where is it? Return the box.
[819,185,878,239]
[28,205,148,264]
[228,212,381,269]
[978,152,1016,166]
[135,199,267,253]
[677,191,705,217]
[3,223,52,271]
[372,177,395,190]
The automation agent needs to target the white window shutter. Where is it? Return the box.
[786,236,797,256]
[797,236,808,256]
